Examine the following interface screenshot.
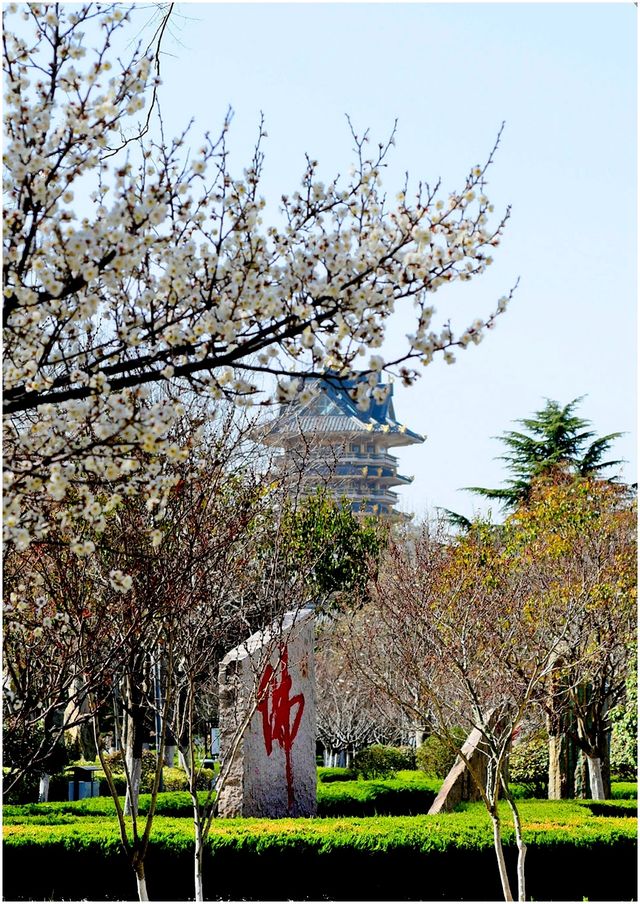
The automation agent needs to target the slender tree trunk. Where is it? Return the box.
[134,861,149,902]
[194,821,204,902]
[38,773,50,803]
[586,754,605,800]
[504,793,527,901]
[124,685,145,817]
[490,811,514,902]
[125,756,142,816]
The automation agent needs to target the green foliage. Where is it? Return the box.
[162,766,216,792]
[3,800,637,902]
[466,398,623,510]
[317,774,440,816]
[508,731,549,798]
[2,721,69,804]
[610,650,638,780]
[611,782,637,800]
[3,790,211,820]
[281,490,382,607]
[353,745,416,779]
[316,767,357,783]
[416,731,467,778]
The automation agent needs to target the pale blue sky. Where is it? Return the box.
[120,3,636,518]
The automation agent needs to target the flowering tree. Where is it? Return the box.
[3,2,514,553]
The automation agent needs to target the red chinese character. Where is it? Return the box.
[257,644,305,812]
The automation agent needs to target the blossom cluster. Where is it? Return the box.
[3,4,513,550]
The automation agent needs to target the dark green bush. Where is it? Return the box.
[317,775,439,817]
[416,731,467,778]
[508,731,549,798]
[2,769,40,805]
[317,767,357,783]
[353,745,416,779]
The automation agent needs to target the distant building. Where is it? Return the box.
[259,374,425,520]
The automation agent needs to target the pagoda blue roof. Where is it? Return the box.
[262,373,425,446]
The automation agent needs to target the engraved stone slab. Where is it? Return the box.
[217,609,316,818]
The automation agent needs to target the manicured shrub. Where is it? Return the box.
[416,731,466,778]
[317,774,439,817]
[317,767,356,783]
[508,731,549,798]
[353,744,416,779]
[611,781,637,800]
[2,802,637,901]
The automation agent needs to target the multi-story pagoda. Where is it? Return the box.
[260,374,425,520]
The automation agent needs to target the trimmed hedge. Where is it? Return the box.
[612,780,638,800]
[3,775,441,822]
[317,774,440,816]
[317,766,356,783]
[3,801,637,901]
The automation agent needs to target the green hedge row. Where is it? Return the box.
[612,781,638,800]
[317,766,356,783]
[317,774,441,816]
[3,775,442,821]
[3,801,636,901]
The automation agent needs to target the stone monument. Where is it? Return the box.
[217,608,316,818]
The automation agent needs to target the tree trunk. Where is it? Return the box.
[124,684,145,817]
[38,773,50,803]
[125,756,142,816]
[586,754,606,800]
[504,793,527,901]
[194,822,204,902]
[164,744,176,767]
[490,811,514,902]
[546,692,578,800]
[134,862,149,902]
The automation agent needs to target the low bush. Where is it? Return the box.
[3,790,212,821]
[508,731,549,798]
[416,731,466,778]
[2,801,636,901]
[317,774,440,817]
[317,767,356,783]
[353,744,416,779]
[611,781,637,800]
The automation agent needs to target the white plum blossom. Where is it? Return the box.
[109,569,133,593]
[3,3,515,551]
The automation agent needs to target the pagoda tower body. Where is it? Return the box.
[260,375,425,520]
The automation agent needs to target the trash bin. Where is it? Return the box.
[67,765,101,801]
